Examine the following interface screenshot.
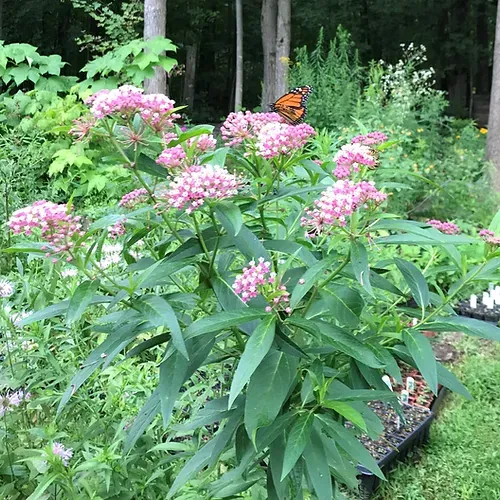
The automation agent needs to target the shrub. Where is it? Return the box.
[3,84,500,498]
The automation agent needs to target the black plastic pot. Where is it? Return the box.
[429,386,449,416]
[357,406,434,498]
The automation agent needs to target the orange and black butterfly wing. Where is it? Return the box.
[271,85,313,125]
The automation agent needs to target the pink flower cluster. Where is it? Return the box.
[188,133,217,152]
[164,164,241,213]
[156,134,216,169]
[221,111,283,146]
[256,122,316,159]
[52,442,73,467]
[479,229,500,245]
[233,258,272,302]
[8,201,84,259]
[302,180,387,233]
[351,131,388,146]
[157,145,187,168]
[108,220,126,239]
[119,188,149,208]
[333,143,377,179]
[427,219,460,235]
[140,93,181,131]
[0,389,31,417]
[232,258,291,313]
[86,85,179,131]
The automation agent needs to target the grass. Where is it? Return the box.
[373,337,500,500]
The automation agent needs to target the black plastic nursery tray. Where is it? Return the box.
[456,301,500,324]
[355,402,434,498]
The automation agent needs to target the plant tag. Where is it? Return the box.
[382,375,393,391]
[469,294,477,309]
[482,292,490,305]
[395,415,401,430]
[406,376,415,392]
[400,389,409,404]
[489,282,494,292]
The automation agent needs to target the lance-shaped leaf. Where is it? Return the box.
[66,279,101,325]
[304,428,333,500]
[167,406,243,498]
[350,240,373,296]
[281,411,314,480]
[245,350,298,441]
[137,295,187,359]
[214,201,243,237]
[229,316,277,408]
[184,308,267,340]
[394,257,429,307]
[403,329,438,394]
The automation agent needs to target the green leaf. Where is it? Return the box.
[66,279,101,325]
[322,401,366,431]
[226,223,270,261]
[167,407,243,498]
[184,308,266,340]
[125,333,170,359]
[257,185,326,206]
[394,257,429,307]
[303,428,333,500]
[403,329,438,394]
[245,350,298,441]
[137,295,188,359]
[126,334,215,451]
[325,389,399,402]
[290,255,337,308]
[136,153,169,179]
[350,240,373,296]
[423,316,500,341]
[287,318,384,368]
[58,320,142,414]
[306,284,364,328]
[263,240,318,267]
[214,201,243,237]
[391,344,472,400]
[281,411,314,480]
[316,413,384,479]
[229,316,277,408]
[26,473,59,500]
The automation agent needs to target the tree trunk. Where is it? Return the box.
[143,0,167,94]
[234,0,243,111]
[487,0,500,193]
[183,44,197,110]
[476,0,490,95]
[261,0,277,109]
[275,0,291,99]
[0,0,3,40]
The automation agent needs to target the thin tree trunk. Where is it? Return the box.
[234,0,243,111]
[183,44,197,110]
[487,0,500,193]
[261,0,277,109]
[144,0,167,94]
[0,0,3,40]
[275,0,291,98]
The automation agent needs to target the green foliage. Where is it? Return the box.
[71,0,144,56]
[290,26,363,129]
[299,31,496,226]
[0,42,76,94]
[81,37,178,90]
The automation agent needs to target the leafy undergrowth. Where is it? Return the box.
[374,337,500,500]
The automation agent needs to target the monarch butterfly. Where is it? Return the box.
[271,85,313,125]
